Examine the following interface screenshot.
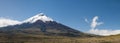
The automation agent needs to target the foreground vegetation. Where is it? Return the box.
[0,33,120,43]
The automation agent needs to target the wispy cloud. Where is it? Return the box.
[85,18,89,23]
[0,17,21,27]
[90,16,103,30]
[86,16,120,36]
[89,29,120,36]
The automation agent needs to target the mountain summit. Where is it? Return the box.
[24,13,53,23]
[0,13,95,37]
[0,13,53,28]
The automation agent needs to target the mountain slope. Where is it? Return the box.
[1,13,120,43]
[0,13,95,37]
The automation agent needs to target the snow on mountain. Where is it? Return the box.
[0,13,53,27]
[24,13,53,23]
[0,18,21,27]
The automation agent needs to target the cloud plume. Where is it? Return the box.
[90,16,103,30]
[87,16,120,36]
[0,17,21,27]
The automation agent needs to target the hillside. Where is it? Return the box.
[0,13,119,43]
[0,13,98,43]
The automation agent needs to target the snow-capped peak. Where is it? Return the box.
[24,13,53,23]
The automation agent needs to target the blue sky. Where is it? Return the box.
[0,0,120,32]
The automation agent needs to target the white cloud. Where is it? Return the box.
[0,17,21,27]
[89,29,120,36]
[88,16,120,36]
[90,16,103,29]
[85,18,89,23]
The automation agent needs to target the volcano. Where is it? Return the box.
[0,13,95,37]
